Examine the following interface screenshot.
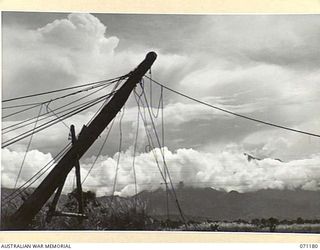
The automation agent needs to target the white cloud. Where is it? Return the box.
[3,13,119,98]
[1,148,53,188]
[38,13,118,51]
[3,146,314,197]
[242,118,320,160]
[2,13,188,101]
[3,13,320,198]
[2,13,190,155]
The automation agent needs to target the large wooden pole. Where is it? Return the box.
[9,52,157,229]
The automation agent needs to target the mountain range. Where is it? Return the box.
[135,187,320,221]
[2,186,320,222]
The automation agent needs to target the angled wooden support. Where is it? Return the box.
[70,124,84,221]
[45,177,67,223]
[52,211,88,219]
[8,52,157,229]
[45,124,85,224]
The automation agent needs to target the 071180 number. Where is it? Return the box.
[300,244,318,249]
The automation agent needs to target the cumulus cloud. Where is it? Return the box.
[3,14,118,99]
[242,118,320,161]
[87,147,320,196]
[3,13,320,198]
[2,13,189,153]
[3,146,319,197]
[1,148,53,188]
[38,13,118,51]
[2,13,189,101]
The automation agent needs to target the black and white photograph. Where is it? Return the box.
[1,12,320,232]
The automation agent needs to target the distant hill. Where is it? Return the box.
[2,186,320,222]
[135,187,320,221]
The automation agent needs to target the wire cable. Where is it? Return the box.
[2,142,72,204]
[86,77,123,126]
[134,89,167,183]
[148,69,163,118]
[140,85,188,228]
[2,86,116,134]
[2,75,128,103]
[145,76,320,138]
[46,104,70,131]
[110,106,125,203]
[81,118,116,185]
[2,77,123,119]
[13,104,43,189]
[2,92,116,148]
[132,104,140,202]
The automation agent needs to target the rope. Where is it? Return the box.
[137,83,171,223]
[86,77,123,126]
[2,75,128,103]
[132,103,140,203]
[2,78,124,119]
[110,106,125,203]
[46,103,70,131]
[13,104,43,189]
[140,85,188,228]
[81,118,116,185]
[2,104,42,120]
[2,142,72,204]
[2,102,44,109]
[134,89,167,185]
[135,89,182,221]
[160,85,170,222]
[148,70,163,118]
[2,86,116,134]
[2,97,104,147]
[136,92,190,228]
[145,76,320,139]
[2,92,115,148]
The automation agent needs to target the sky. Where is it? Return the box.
[1,12,320,197]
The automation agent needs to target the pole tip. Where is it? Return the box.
[146,51,157,61]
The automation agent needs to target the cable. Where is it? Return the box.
[2,86,116,134]
[2,142,72,204]
[2,75,128,103]
[132,105,140,201]
[2,92,115,148]
[2,96,105,147]
[2,102,44,109]
[148,69,162,118]
[145,76,320,139]
[110,106,125,203]
[81,118,116,185]
[137,94,189,228]
[139,82,170,223]
[2,104,43,119]
[86,77,123,126]
[2,81,110,110]
[140,85,188,228]
[160,85,170,222]
[13,104,43,189]
[2,143,71,202]
[46,104,70,131]
[134,90,166,182]
[2,77,122,119]
[135,90,188,229]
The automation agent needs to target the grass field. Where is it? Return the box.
[180,221,320,233]
[1,188,319,232]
